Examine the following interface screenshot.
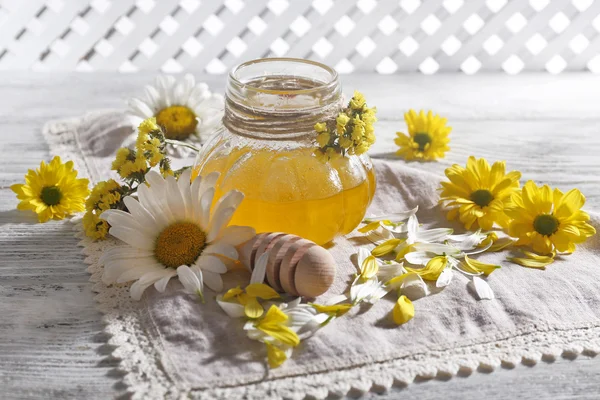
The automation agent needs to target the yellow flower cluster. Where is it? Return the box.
[136,117,164,167]
[314,91,377,162]
[83,179,122,240]
[111,148,148,181]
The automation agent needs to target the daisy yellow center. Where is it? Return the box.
[533,214,560,236]
[470,189,494,207]
[413,132,431,151]
[154,222,206,268]
[155,106,198,141]
[40,186,62,206]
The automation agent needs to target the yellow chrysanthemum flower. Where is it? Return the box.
[506,181,596,254]
[11,156,89,223]
[440,157,521,230]
[395,109,451,161]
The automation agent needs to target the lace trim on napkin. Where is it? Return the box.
[43,114,600,400]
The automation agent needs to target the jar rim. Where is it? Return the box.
[229,57,339,95]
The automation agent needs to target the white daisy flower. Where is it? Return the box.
[99,169,255,300]
[126,74,224,157]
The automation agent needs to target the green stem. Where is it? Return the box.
[165,139,201,152]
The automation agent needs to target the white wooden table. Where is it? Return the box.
[1,72,599,399]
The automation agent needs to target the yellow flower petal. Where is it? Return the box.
[488,237,515,252]
[244,297,265,319]
[245,283,280,300]
[393,295,415,325]
[259,305,289,326]
[310,303,353,317]
[507,251,555,269]
[371,238,405,257]
[406,255,448,281]
[266,343,288,368]
[360,255,379,280]
[462,255,501,276]
[358,221,381,233]
[222,286,244,301]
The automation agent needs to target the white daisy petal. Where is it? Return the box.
[404,251,434,266]
[473,276,495,300]
[357,247,371,268]
[196,255,227,274]
[99,246,153,265]
[365,206,419,223]
[177,265,203,295]
[207,206,235,242]
[203,242,238,260]
[400,273,429,300]
[101,209,144,232]
[177,169,193,219]
[130,269,172,301]
[250,251,269,284]
[144,84,162,111]
[116,263,165,283]
[436,268,453,288]
[154,270,177,292]
[123,196,162,232]
[166,175,186,221]
[138,184,172,227]
[128,97,154,118]
[415,228,454,243]
[217,226,256,246]
[199,187,215,231]
[197,171,219,198]
[109,226,155,250]
[202,270,223,292]
[216,294,246,318]
[214,190,244,215]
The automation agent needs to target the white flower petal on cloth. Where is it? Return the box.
[366,228,394,245]
[128,97,155,118]
[447,230,487,251]
[415,228,454,243]
[177,265,203,295]
[103,256,158,283]
[217,226,256,246]
[400,273,429,300]
[216,294,246,318]
[378,261,406,282]
[325,294,349,305]
[473,276,495,300]
[99,246,154,266]
[350,279,388,304]
[357,247,371,269]
[404,251,434,266]
[196,255,227,274]
[250,251,269,284]
[201,270,223,292]
[406,214,419,240]
[436,268,453,288]
[207,206,235,242]
[109,226,155,251]
[413,242,462,256]
[154,269,177,292]
[203,242,238,261]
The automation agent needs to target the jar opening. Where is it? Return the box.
[229,58,338,95]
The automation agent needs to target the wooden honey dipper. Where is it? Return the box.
[239,232,336,298]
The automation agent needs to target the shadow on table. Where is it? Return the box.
[0,209,40,226]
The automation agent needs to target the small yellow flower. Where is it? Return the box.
[339,136,353,149]
[138,117,160,136]
[314,122,328,133]
[112,148,148,181]
[82,211,109,240]
[83,179,123,240]
[440,157,521,230]
[506,181,595,254]
[336,113,350,134]
[222,283,280,319]
[395,109,451,161]
[11,156,89,223]
[349,90,366,110]
[316,132,331,147]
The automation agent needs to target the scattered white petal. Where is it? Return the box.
[473,276,495,300]
[436,268,453,288]
[250,251,269,284]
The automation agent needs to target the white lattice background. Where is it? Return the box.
[1,0,599,73]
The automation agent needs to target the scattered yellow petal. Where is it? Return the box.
[462,255,501,276]
[360,255,379,280]
[358,221,381,233]
[393,295,415,325]
[371,238,405,257]
[256,306,300,347]
[245,283,280,300]
[266,343,288,368]
[488,237,515,252]
[222,286,243,301]
[310,303,353,317]
[406,255,448,281]
[244,297,265,319]
[507,250,555,269]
